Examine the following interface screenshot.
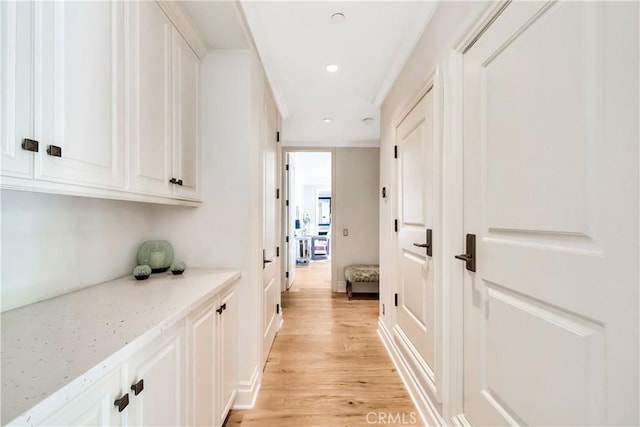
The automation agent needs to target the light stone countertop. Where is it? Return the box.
[1,268,241,426]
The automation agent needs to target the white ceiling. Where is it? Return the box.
[180,1,437,147]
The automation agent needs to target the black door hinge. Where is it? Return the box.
[285,271,289,278]
[276,188,280,199]
[394,145,398,159]
[394,219,398,232]
[394,293,398,307]
[276,303,280,314]
[276,131,280,142]
[286,164,289,171]
[286,199,289,206]
[276,246,280,257]
[286,236,289,243]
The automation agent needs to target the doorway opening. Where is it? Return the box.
[283,151,333,292]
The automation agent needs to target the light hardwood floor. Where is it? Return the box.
[224,265,419,426]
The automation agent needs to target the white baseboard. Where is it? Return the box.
[378,318,444,427]
[232,366,261,409]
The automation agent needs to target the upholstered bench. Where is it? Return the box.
[344,264,379,300]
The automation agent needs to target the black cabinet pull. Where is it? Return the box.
[221,303,226,311]
[131,379,144,396]
[21,138,39,152]
[46,145,62,157]
[216,306,223,315]
[114,393,129,412]
[176,179,183,186]
[454,234,476,272]
[169,177,177,184]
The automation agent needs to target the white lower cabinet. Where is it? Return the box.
[187,285,237,427]
[125,324,185,427]
[42,368,123,427]
[37,284,236,427]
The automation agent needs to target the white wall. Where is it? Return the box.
[149,49,264,404]
[379,1,485,327]
[0,190,153,311]
[334,147,380,287]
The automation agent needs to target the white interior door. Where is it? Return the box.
[461,2,639,425]
[285,153,297,289]
[262,91,280,367]
[395,81,442,402]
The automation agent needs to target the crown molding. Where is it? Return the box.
[238,1,290,119]
[373,1,439,107]
[156,1,208,59]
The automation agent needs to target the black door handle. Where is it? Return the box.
[454,234,476,272]
[263,249,273,269]
[412,229,433,257]
[114,393,129,412]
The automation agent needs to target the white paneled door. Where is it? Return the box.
[262,90,280,367]
[461,2,639,425]
[395,80,442,402]
[285,153,297,290]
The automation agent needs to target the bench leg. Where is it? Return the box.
[347,280,352,300]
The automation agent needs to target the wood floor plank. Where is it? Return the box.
[225,262,419,426]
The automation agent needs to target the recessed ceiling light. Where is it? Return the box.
[331,13,345,23]
[323,118,333,123]
[362,117,375,123]
[326,64,339,73]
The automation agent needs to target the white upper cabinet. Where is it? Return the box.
[172,28,200,200]
[128,1,173,196]
[128,3,201,201]
[1,1,35,179]
[0,0,203,205]
[36,1,125,189]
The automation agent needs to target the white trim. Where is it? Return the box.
[373,1,439,107]
[232,366,261,409]
[282,139,379,148]
[441,50,465,421]
[450,414,473,427]
[453,1,509,54]
[378,319,444,427]
[0,176,200,206]
[155,1,207,59]
[280,147,337,292]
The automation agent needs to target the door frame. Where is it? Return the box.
[445,2,544,425]
[280,147,336,292]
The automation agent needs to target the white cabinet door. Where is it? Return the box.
[461,2,639,425]
[171,28,200,200]
[36,1,125,189]
[1,1,35,179]
[40,367,123,427]
[127,325,185,427]
[186,299,217,427]
[217,286,237,427]
[128,1,172,196]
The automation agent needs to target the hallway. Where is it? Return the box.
[225,270,417,426]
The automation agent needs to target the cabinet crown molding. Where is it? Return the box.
[156,1,208,59]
